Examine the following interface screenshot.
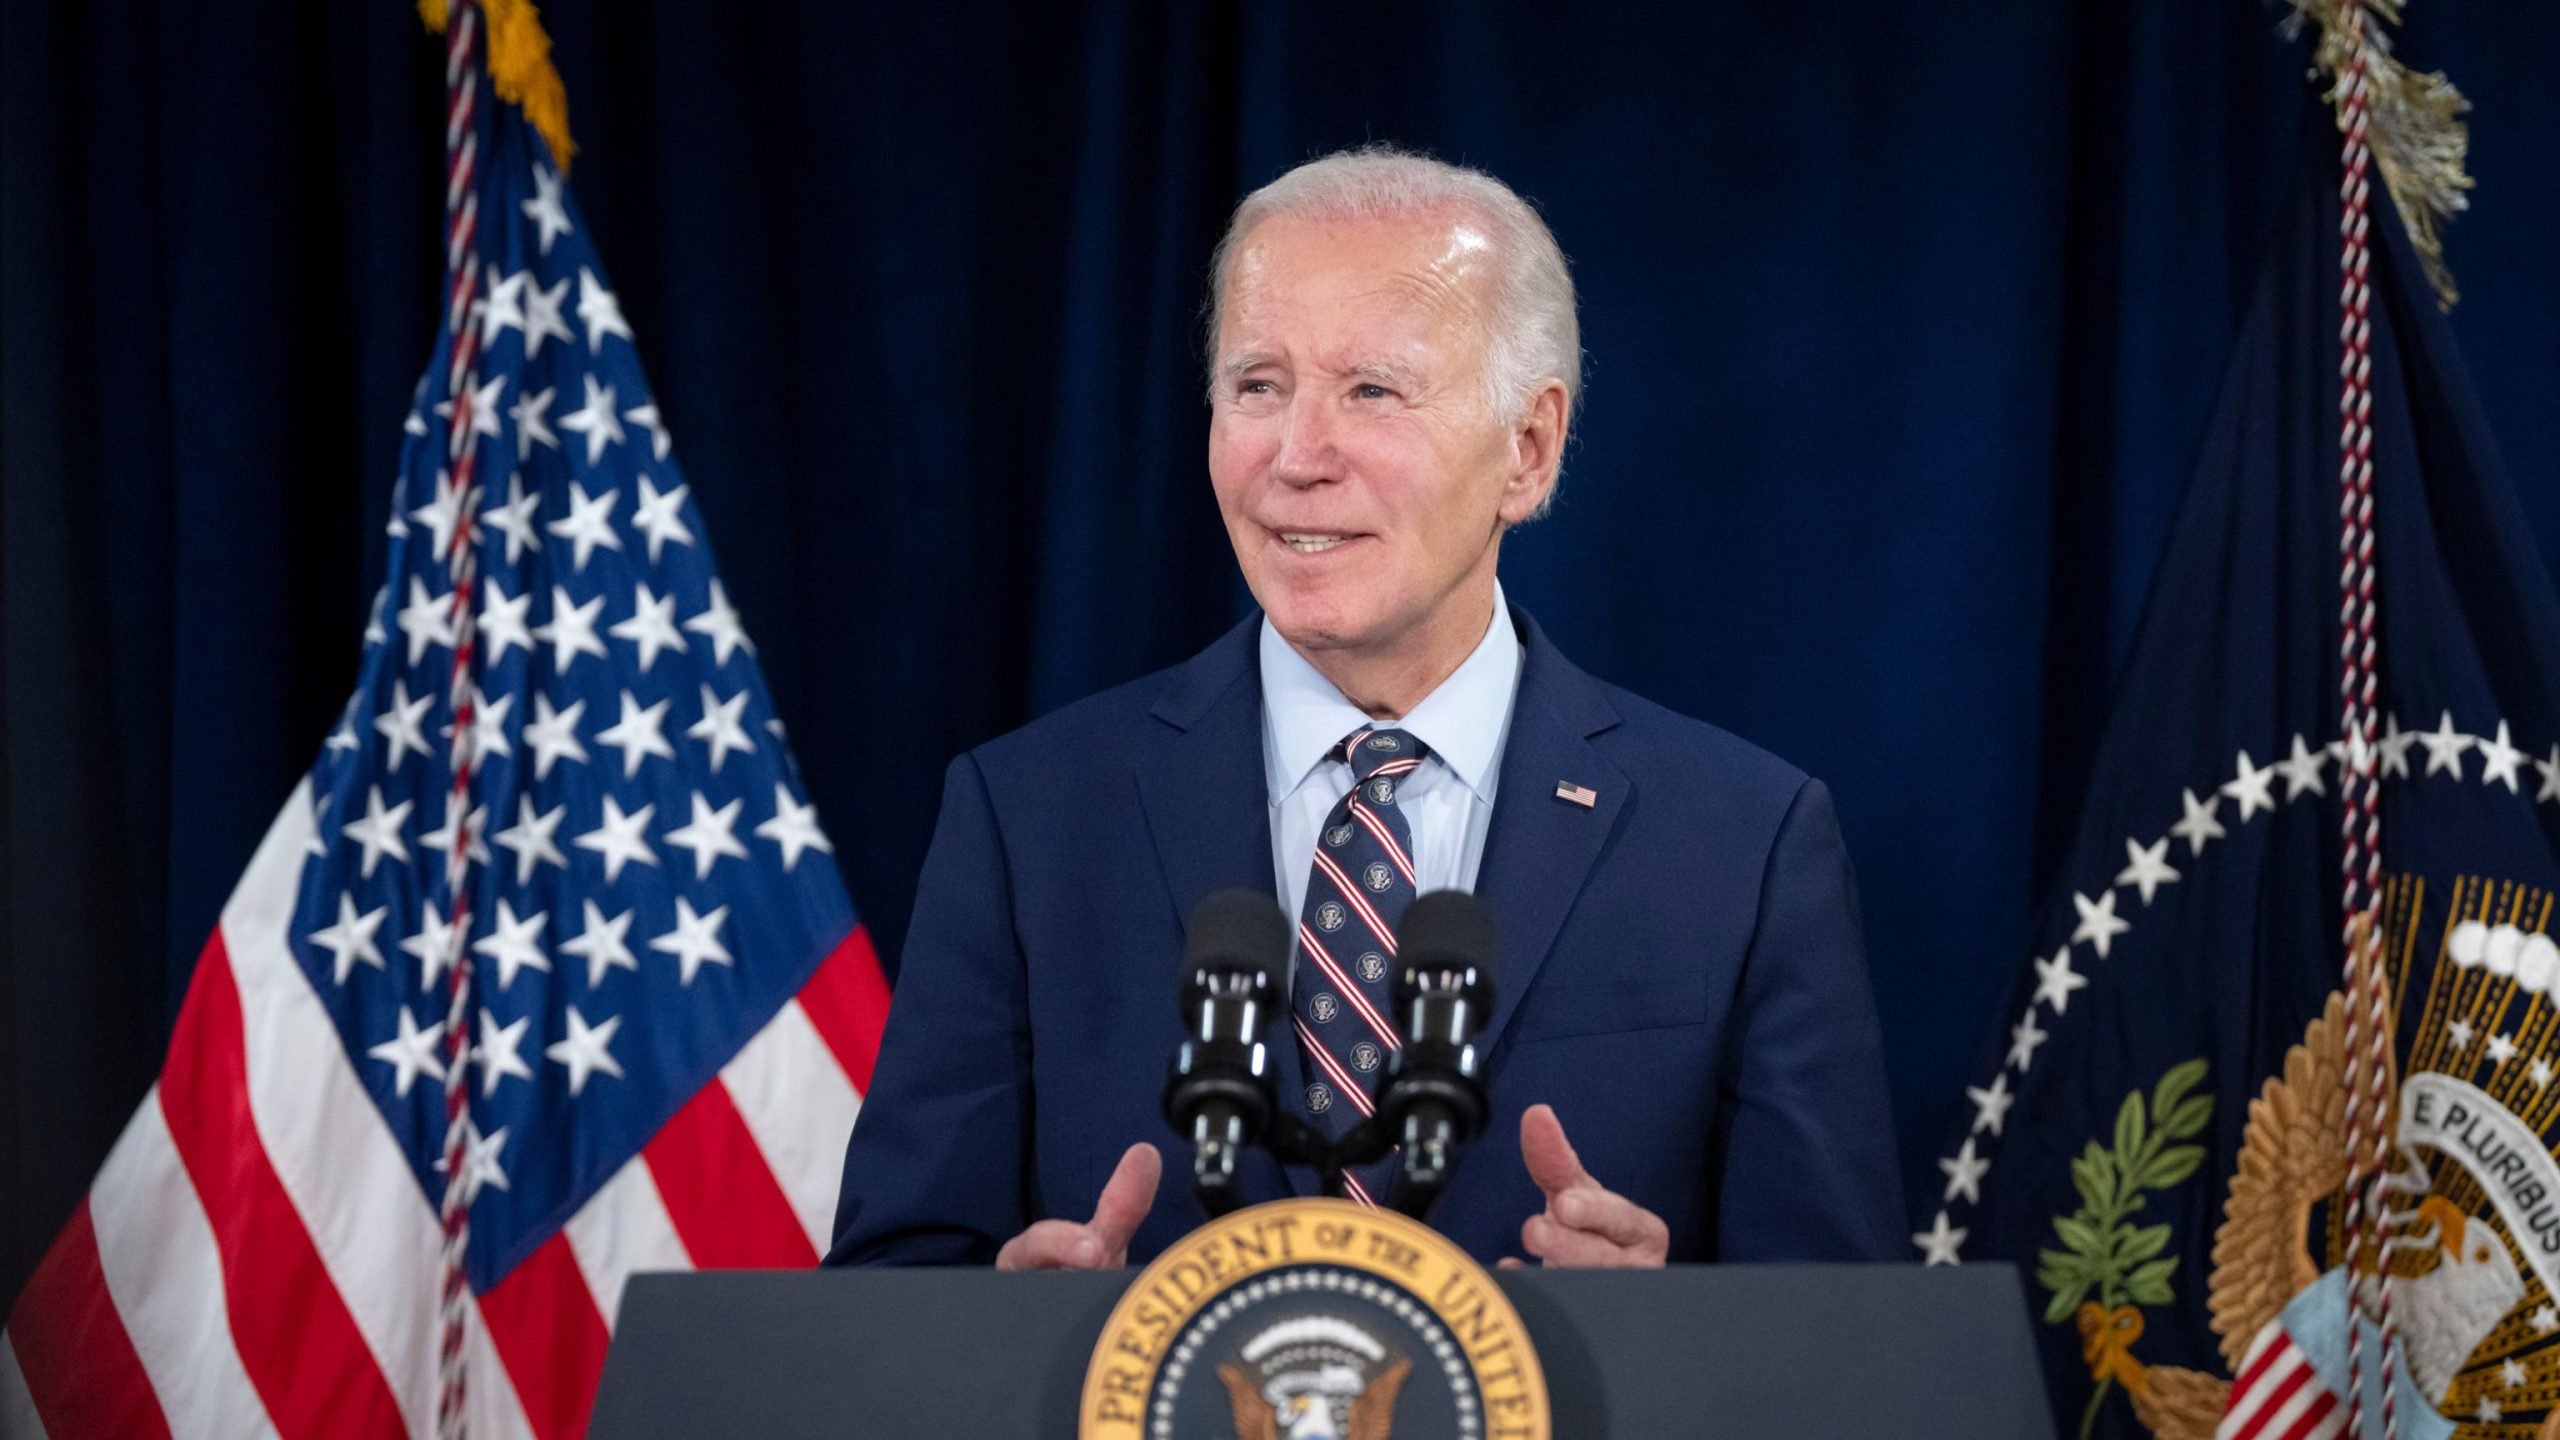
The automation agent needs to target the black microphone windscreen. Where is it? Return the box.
[1397,891,1498,988]
[1185,889,1291,986]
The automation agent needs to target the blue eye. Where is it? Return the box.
[1355,383,1392,401]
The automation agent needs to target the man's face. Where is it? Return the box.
[1208,210,1554,664]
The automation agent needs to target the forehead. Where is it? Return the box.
[1217,210,1493,358]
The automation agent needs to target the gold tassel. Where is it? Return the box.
[418,0,577,175]
[2286,0,2473,309]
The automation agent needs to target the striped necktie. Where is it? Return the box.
[1291,726,1425,1206]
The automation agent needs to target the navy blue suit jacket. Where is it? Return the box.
[826,606,1903,1267]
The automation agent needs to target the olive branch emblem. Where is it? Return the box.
[2036,1058,2213,1439]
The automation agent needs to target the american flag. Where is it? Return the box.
[0,10,888,1439]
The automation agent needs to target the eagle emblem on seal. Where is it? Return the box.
[1217,1316,1413,1440]
[2075,900,2560,1440]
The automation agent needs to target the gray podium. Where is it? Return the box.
[589,1262,2056,1438]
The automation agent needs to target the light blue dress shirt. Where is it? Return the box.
[1260,581,1525,940]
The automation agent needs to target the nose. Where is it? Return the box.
[1270,390,1339,490]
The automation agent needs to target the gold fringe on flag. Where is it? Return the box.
[418,0,577,174]
[2286,0,2472,308]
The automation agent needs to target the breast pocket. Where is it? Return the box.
[1507,972,1713,1046]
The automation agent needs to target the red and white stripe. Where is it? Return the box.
[2219,1323,2346,1440]
[1295,925,1402,1051]
[0,783,891,1440]
[1346,801,1417,889]
[1292,1017,1375,1121]
[1310,850,1402,958]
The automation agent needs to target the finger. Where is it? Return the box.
[1497,1257,1527,1270]
[997,1220,1106,1271]
[1550,1184,1670,1254]
[1087,1143,1163,1253]
[1518,1104,1591,1198]
[1522,1214,1652,1269]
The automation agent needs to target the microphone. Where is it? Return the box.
[1162,890,1290,1217]
[1379,891,1498,1213]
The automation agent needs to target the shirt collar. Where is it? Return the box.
[1259,580,1523,806]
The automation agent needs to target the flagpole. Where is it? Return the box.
[431,3,493,1436]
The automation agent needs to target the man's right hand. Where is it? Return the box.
[994,1143,1163,1271]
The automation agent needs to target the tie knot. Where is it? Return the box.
[1339,727,1426,787]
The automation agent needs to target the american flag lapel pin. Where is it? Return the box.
[1555,780,1598,808]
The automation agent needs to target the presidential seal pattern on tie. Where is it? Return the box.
[1080,1197,1549,1440]
[1293,727,1430,1207]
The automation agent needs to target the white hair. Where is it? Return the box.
[1205,145,1583,431]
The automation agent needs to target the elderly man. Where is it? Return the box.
[827,146,1900,1271]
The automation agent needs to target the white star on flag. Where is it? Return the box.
[1965,1073,2014,1137]
[508,385,559,461]
[2069,889,2130,960]
[522,163,574,252]
[473,899,553,991]
[309,892,389,986]
[546,475,623,567]
[547,1006,627,1096]
[574,795,658,884]
[576,267,632,353]
[557,376,626,468]
[341,785,414,879]
[560,901,639,989]
[419,798,490,868]
[2031,947,2088,1015]
[523,693,590,780]
[665,792,750,880]
[483,472,544,562]
[755,784,833,872]
[596,691,676,777]
[688,686,756,774]
[651,897,734,986]
[2479,720,2525,792]
[492,795,569,886]
[1938,1138,1990,1205]
[535,587,610,674]
[2114,836,2179,905]
[407,469,477,562]
[522,273,575,359]
[480,266,528,344]
[400,903,467,990]
[2170,788,2225,857]
[2418,710,2475,778]
[2274,733,2328,799]
[684,579,755,666]
[395,576,459,667]
[367,1007,447,1098]
[479,579,536,665]
[630,475,694,562]
[2220,750,2277,821]
[475,1009,535,1097]
[1912,1211,1966,1266]
[624,402,672,460]
[609,582,688,674]
[2007,1013,2048,1071]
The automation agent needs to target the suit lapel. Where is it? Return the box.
[1473,610,1629,1054]
[1131,616,1316,1197]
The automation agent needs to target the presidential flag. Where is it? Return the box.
[0,6,888,1438]
[1922,42,2560,1440]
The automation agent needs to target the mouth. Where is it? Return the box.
[1267,528,1367,557]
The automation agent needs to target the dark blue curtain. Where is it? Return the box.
[6,0,2558,1299]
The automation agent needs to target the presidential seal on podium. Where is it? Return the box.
[1080,1198,1550,1440]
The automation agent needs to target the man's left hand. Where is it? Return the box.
[1504,1102,1669,1269]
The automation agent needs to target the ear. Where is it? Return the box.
[1496,379,1570,526]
